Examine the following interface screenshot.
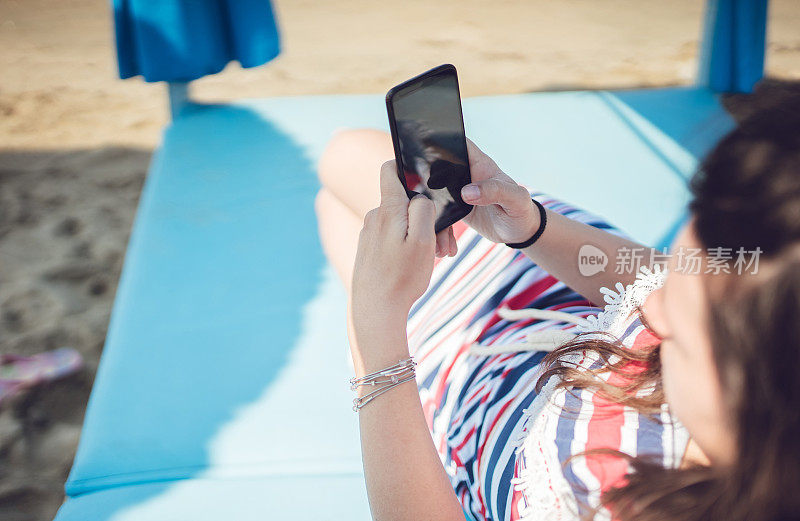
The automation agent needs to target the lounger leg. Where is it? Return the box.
[167,82,191,119]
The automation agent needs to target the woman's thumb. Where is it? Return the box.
[461,179,508,205]
[462,179,531,216]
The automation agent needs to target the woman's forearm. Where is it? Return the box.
[349,311,465,521]
[520,206,653,305]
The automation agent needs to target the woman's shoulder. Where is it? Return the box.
[509,369,689,520]
[507,265,689,520]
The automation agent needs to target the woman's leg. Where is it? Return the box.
[315,128,395,291]
[317,128,394,220]
[314,187,362,291]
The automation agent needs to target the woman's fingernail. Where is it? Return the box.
[462,184,480,200]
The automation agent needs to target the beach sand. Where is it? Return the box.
[1,0,798,519]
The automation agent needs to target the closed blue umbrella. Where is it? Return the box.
[112,0,281,83]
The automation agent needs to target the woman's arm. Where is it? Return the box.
[348,311,465,521]
[517,205,651,306]
[347,160,466,521]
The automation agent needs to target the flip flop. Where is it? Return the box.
[0,347,83,405]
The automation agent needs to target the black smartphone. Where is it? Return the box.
[386,64,473,234]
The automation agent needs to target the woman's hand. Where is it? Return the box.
[348,159,436,373]
[458,138,541,245]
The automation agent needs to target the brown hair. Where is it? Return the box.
[535,98,800,520]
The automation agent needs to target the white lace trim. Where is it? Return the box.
[577,264,667,338]
[498,265,668,520]
[509,394,582,520]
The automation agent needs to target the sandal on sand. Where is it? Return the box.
[0,347,83,405]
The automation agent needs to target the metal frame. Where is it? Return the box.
[168,82,191,120]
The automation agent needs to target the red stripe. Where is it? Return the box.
[583,327,656,496]
[454,425,476,453]
[509,455,524,520]
[584,387,628,495]
[476,275,559,339]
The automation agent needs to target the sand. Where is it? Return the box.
[0,0,798,519]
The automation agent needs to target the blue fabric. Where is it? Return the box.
[697,0,768,93]
[113,0,281,82]
[53,88,734,520]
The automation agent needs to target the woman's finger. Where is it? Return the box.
[433,227,457,256]
[448,226,457,256]
[435,229,448,257]
[379,160,410,209]
[407,194,436,246]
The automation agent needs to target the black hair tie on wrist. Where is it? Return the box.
[504,197,547,249]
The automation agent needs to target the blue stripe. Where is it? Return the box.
[636,412,666,460]
[468,268,530,331]
[622,317,644,339]
[483,354,545,519]
[452,358,491,415]
[532,285,592,309]
[419,360,442,390]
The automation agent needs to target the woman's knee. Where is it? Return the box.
[317,128,391,186]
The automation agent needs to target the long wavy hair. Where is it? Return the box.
[535,98,800,520]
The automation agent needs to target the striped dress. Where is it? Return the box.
[406,189,689,521]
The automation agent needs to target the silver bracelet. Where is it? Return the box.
[349,356,416,390]
[350,356,417,412]
[352,373,416,412]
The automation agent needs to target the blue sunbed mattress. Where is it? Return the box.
[53,87,734,520]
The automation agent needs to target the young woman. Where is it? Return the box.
[314,101,800,520]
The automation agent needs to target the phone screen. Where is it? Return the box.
[387,66,473,234]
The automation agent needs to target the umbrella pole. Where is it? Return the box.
[168,82,192,120]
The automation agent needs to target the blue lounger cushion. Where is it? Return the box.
[53,87,734,520]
